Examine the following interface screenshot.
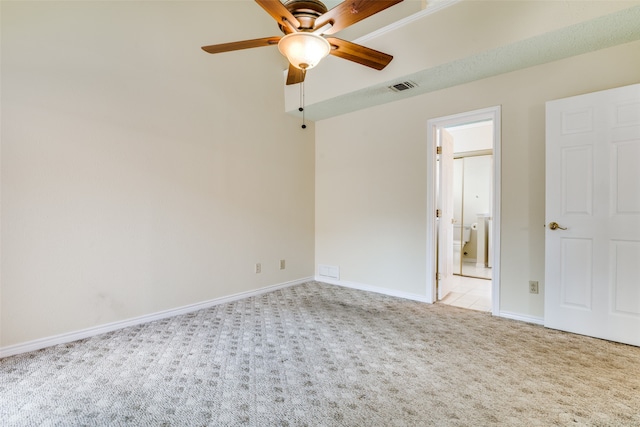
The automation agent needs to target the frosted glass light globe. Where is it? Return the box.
[278,33,331,70]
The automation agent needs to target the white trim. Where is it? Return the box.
[426,106,502,314]
[355,0,462,44]
[0,277,313,359]
[315,277,431,303]
[317,279,546,328]
[425,122,439,304]
[498,311,545,326]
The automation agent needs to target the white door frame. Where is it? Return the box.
[426,106,502,314]
[437,129,456,300]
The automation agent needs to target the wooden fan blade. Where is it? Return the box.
[255,0,301,32]
[201,37,281,54]
[315,0,403,35]
[326,37,392,70]
[286,64,306,85]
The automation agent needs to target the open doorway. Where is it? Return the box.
[426,107,501,314]
[450,122,493,280]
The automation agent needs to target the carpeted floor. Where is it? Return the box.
[1,281,639,426]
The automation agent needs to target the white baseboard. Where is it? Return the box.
[0,277,313,359]
[497,310,544,325]
[318,278,546,326]
[315,277,431,303]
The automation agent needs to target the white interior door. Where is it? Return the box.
[545,83,640,347]
[437,129,455,300]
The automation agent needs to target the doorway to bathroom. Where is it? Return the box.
[451,126,493,280]
[426,106,501,314]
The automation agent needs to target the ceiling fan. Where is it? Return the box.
[202,0,403,85]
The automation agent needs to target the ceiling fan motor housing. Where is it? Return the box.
[281,0,328,31]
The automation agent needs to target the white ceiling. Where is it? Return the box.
[294,2,640,121]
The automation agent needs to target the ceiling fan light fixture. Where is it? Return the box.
[278,32,331,70]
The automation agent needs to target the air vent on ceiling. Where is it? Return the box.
[389,81,417,92]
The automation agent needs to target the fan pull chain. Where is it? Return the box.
[299,71,307,129]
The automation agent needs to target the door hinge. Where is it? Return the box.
[436,272,442,281]
[436,209,441,218]
[436,146,442,155]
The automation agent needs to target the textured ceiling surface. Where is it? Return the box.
[295,3,640,122]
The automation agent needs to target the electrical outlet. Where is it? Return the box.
[280,259,286,270]
[255,263,261,274]
[529,280,539,294]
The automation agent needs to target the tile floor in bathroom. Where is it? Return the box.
[440,272,492,312]
[461,263,492,280]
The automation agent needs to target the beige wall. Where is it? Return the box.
[2,1,639,350]
[1,2,315,347]
[315,40,640,319]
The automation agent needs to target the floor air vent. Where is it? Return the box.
[389,81,417,92]
[318,264,340,280]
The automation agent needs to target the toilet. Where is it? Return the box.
[453,224,471,263]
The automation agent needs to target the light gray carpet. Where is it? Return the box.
[1,282,639,426]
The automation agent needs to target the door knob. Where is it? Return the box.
[548,222,567,230]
